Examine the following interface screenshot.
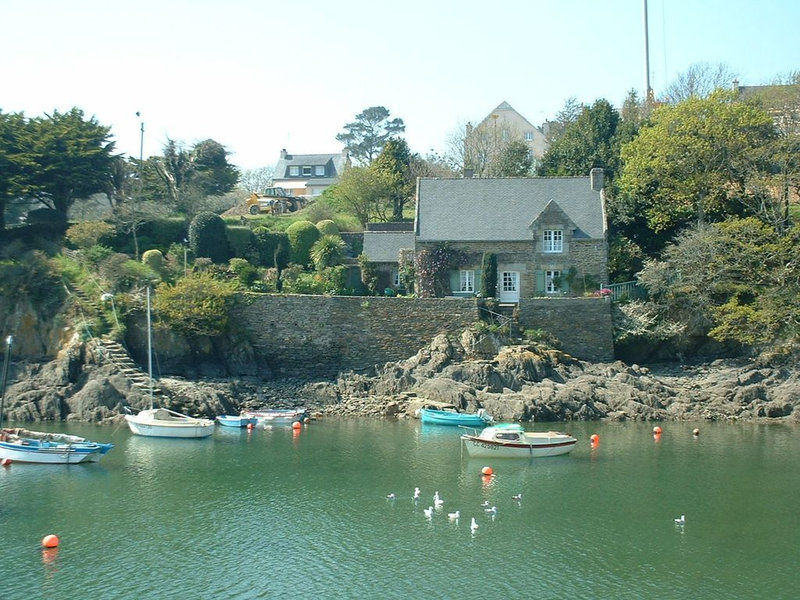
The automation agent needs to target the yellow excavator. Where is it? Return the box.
[245,187,304,215]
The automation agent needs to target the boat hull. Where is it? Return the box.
[419,408,491,427]
[125,409,214,438]
[244,409,308,426]
[0,440,110,464]
[216,415,258,428]
[461,430,577,458]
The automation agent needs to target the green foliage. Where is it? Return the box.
[324,166,396,226]
[315,219,340,236]
[98,253,159,293]
[495,140,533,176]
[225,225,254,258]
[280,264,324,294]
[336,106,405,165]
[153,272,236,337]
[248,227,289,269]
[285,220,320,267]
[0,250,65,311]
[311,235,346,270]
[141,249,165,276]
[480,252,497,298]
[357,253,378,295]
[137,219,188,251]
[188,212,232,263]
[66,221,116,249]
[372,138,415,220]
[228,257,260,288]
[415,244,466,298]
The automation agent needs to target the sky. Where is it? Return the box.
[2,0,798,170]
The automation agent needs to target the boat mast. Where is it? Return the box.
[0,335,12,427]
[644,0,653,103]
[147,287,154,410]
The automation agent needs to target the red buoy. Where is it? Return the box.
[653,426,662,435]
[590,434,599,445]
[292,421,302,430]
[42,534,59,548]
[1,457,11,467]
[481,466,493,476]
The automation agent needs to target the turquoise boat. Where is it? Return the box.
[418,407,493,427]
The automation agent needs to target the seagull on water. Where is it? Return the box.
[386,493,396,501]
[480,501,490,508]
[434,492,444,507]
[674,514,685,525]
[423,506,434,519]
[413,487,420,501]
[484,506,497,515]
[512,493,522,502]
[470,517,479,532]
[448,510,460,521]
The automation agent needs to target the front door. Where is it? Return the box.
[499,271,520,303]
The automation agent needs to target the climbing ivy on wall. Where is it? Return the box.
[415,243,466,298]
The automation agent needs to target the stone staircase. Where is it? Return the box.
[99,337,165,400]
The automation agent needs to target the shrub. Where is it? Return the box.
[153,272,236,337]
[248,227,289,269]
[98,253,159,293]
[225,225,254,258]
[480,252,497,298]
[141,249,165,275]
[66,221,116,249]
[357,253,378,295]
[311,235,346,270]
[188,212,232,264]
[315,219,340,236]
[228,258,260,288]
[285,220,320,268]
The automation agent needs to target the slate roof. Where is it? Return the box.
[363,231,415,262]
[274,152,348,179]
[415,177,606,242]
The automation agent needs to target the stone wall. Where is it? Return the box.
[230,294,615,378]
[233,295,480,379]
[517,297,614,362]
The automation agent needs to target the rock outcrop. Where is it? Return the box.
[2,329,799,425]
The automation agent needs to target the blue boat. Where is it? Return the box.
[0,432,113,464]
[216,415,258,428]
[418,407,493,427]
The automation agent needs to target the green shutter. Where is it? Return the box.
[449,271,460,293]
[535,270,545,293]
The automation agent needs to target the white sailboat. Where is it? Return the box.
[124,288,214,438]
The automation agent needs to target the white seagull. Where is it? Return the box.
[413,487,420,501]
[386,493,396,500]
[480,501,490,508]
[470,517,479,532]
[484,506,497,515]
[423,506,434,519]
[674,514,685,525]
[434,492,444,507]
[448,510,460,521]
[512,493,522,502]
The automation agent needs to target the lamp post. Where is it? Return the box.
[135,111,144,195]
[0,335,13,428]
[183,238,189,275]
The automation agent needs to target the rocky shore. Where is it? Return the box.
[2,329,799,425]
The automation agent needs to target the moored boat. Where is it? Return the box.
[125,408,215,438]
[243,408,309,426]
[216,414,258,428]
[419,407,492,427]
[0,429,113,464]
[461,423,577,458]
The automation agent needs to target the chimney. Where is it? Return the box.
[280,149,287,159]
[590,168,604,191]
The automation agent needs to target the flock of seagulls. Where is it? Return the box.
[384,487,526,533]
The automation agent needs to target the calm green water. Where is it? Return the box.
[1,418,798,599]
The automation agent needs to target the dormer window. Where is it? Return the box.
[289,166,300,176]
[543,230,563,253]
[302,166,312,176]
[315,165,325,176]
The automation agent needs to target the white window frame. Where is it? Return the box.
[302,166,312,176]
[545,270,561,294]
[392,269,400,287]
[459,269,475,293]
[314,165,325,176]
[543,230,563,253]
[524,131,534,141]
[289,166,300,176]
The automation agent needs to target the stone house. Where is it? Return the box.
[362,170,608,300]
[272,149,350,198]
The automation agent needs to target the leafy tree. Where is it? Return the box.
[190,139,239,196]
[336,106,405,165]
[617,91,776,255]
[325,166,395,226]
[66,221,115,249]
[238,166,275,193]
[0,110,30,230]
[357,253,378,295]
[372,138,415,219]
[538,99,621,178]
[188,212,232,264]
[285,220,320,267]
[494,140,533,176]
[153,272,236,337]
[315,219,340,236]
[17,108,116,221]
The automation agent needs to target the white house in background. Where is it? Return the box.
[271,149,350,198]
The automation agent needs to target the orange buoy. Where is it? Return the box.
[292,421,302,430]
[42,534,59,548]
[693,428,700,436]
[481,466,493,476]
[590,434,599,445]
[303,417,310,424]
[246,423,254,430]
[1,457,11,467]
[653,426,662,435]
